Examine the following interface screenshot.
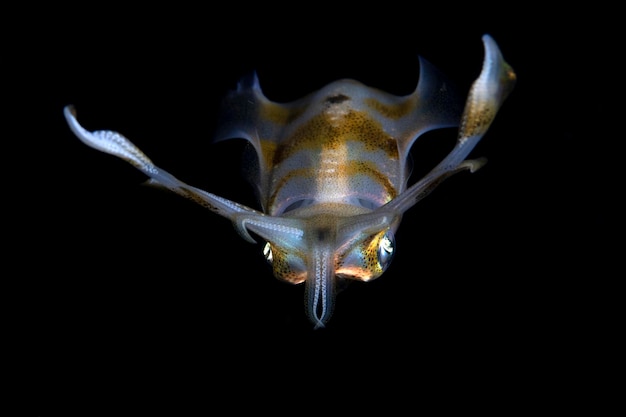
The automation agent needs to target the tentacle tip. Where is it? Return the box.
[458,157,488,174]
[238,226,258,244]
[232,217,259,244]
[481,33,495,46]
[313,321,326,330]
[63,104,77,118]
[469,157,488,173]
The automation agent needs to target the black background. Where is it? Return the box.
[9,4,618,413]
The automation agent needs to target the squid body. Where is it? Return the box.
[65,34,516,328]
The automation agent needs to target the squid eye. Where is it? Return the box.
[377,231,395,271]
[263,242,273,264]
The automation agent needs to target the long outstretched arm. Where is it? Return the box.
[64,105,262,220]
[386,34,516,214]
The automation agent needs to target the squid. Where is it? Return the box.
[65,34,516,328]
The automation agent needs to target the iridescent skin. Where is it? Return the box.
[65,35,516,328]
